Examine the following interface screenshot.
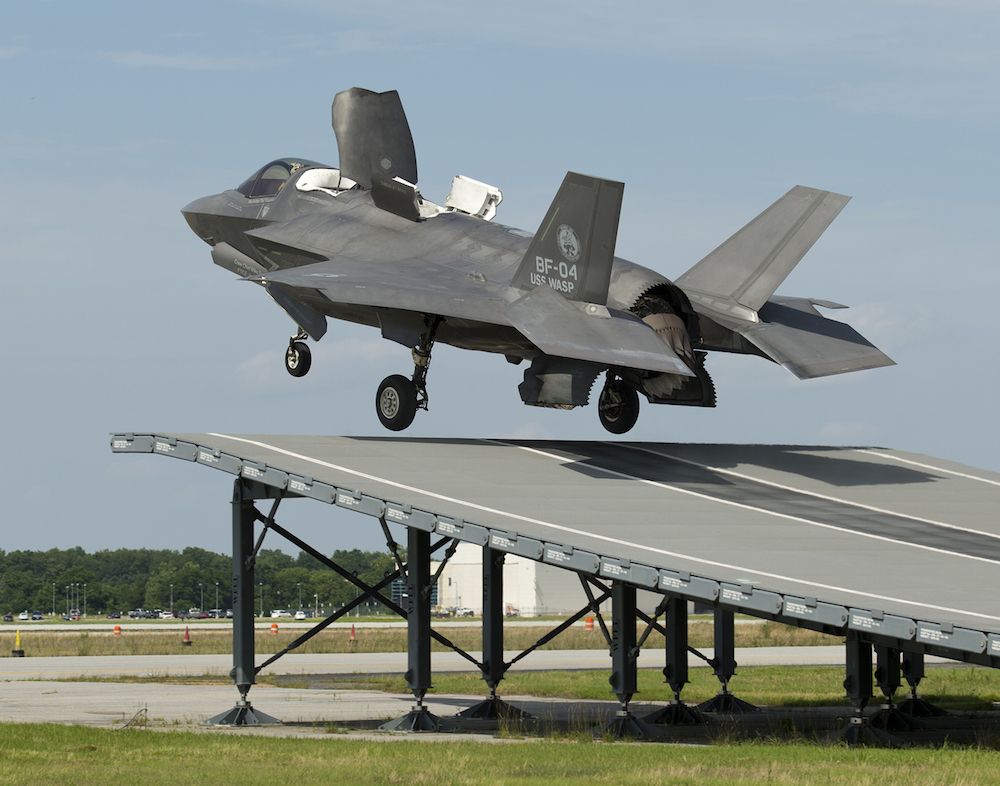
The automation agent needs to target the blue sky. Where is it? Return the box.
[1,1,997,556]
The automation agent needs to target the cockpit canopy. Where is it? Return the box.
[236,158,328,199]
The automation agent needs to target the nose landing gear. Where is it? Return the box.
[375,317,442,431]
[284,329,312,377]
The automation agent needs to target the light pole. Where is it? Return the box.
[313,593,318,618]
[297,582,302,611]
[258,582,263,618]
[169,583,174,614]
[64,585,69,617]
[199,582,204,611]
[214,581,219,611]
[51,583,55,617]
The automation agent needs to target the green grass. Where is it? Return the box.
[1,723,999,786]
[0,620,834,657]
[271,664,1000,711]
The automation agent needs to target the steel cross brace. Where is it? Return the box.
[246,494,285,569]
[579,574,613,648]
[254,567,402,674]
[266,519,480,668]
[506,582,613,670]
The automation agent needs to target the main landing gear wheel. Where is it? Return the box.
[598,380,640,434]
[376,374,419,431]
[284,341,312,377]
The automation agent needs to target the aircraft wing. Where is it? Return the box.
[505,286,693,376]
[256,259,693,376]
[255,258,512,326]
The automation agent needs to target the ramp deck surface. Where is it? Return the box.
[111,434,1000,664]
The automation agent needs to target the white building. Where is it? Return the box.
[432,543,663,617]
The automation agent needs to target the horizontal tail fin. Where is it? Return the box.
[676,186,850,312]
[511,172,624,304]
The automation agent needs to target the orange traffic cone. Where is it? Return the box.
[270,622,279,635]
[182,625,192,646]
[113,624,122,638]
[584,616,595,632]
[349,623,356,642]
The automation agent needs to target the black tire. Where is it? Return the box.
[598,382,640,434]
[285,341,312,377]
[376,374,418,431]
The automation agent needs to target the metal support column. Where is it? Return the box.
[842,633,894,746]
[871,645,915,731]
[208,479,278,725]
[697,608,758,714]
[601,582,650,738]
[380,526,439,731]
[897,650,947,718]
[458,547,531,721]
[644,596,703,725]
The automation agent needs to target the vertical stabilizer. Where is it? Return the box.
[511,172,624,304]
[676,186,850,312]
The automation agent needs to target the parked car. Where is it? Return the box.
[207,609,223,618]
[225,609,233,618]
[159,610,175,619]
[3,613,12,622]
[293,610,307,620]
[107,611,121,619]
[270,609,291,618]
[18,611,29,621]
[31,611,44,621]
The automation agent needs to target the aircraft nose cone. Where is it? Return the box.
[181,195,218,244]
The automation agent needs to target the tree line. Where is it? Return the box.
[0,547,397,616]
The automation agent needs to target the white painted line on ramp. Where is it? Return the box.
[855,449,1000,488]
[205,434,1000,624]
[618,443,1000,541]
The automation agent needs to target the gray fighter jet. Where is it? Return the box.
[182,87,893,433]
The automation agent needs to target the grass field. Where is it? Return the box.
[0,619,833,657]
[269,663,1000,711]
[2,723,1000,786]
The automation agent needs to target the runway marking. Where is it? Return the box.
[615,443,1000,542]
[856,449,1000,489]
[498,441,1000,567]
[208,434,1000,624]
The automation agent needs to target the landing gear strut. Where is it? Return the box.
[284,329,311,378]
[375,317,441,432]
[598,374,640,434]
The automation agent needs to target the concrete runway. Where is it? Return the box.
[0,679,683,734]
[0,645,949,682]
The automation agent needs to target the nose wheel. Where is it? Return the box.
[598,376,640,434]
[375,316,441,431]
[284,332,312,378]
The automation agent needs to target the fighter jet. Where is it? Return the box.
[182,87,894,433]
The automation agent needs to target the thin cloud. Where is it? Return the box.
[0,47,23,58]
[108,50,278,71]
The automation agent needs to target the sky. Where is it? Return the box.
[1,1,998,558]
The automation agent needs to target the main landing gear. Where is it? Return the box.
[597,373,640,434]
[376,317,441,431]
[284,329,312,378]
